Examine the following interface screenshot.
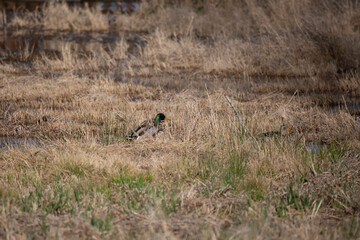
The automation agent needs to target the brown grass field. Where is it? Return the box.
[1,1,360,239]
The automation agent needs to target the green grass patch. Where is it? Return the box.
[61,161,89,178]
[341,215,360,239]
[108,171,180,216]
[99,113,129,145]
[275,180,316,217]
[113,184,181,216]
[196,149,248,192]
[243,179,266,201]
[223,151,248,190]
[110,169,153,190]
[91,214,112,232]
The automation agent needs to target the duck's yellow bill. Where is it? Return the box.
[165,117,171,120]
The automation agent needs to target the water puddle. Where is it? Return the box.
[0,137,41,150]
[306,142,327,153]
[0,29,146,62]
[0,1,143,62]
[99,2,139,13]
[0,1,139,13]
[327,98,360,116]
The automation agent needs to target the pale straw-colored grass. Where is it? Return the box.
[1,1,360,239]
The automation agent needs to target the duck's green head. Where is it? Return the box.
[154,113,170,126]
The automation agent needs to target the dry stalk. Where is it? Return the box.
[225,96,260,150]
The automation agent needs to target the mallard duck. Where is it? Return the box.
[128,113,170,141]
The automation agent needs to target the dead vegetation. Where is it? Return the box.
[0,0,360,239]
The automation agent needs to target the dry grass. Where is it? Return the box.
[1,71,359,239]
[8,2,108,31]
[115,0,360,77]
[1,1,360,239]
[6,0,360,78]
